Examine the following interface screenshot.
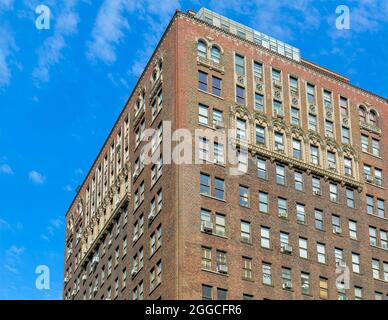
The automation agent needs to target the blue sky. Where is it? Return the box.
[0,0,386,300]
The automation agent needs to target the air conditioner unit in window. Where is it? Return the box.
[381,243,388,250]
[282,281,292,290]
[274,110,284,118]
[214,120,225,129]
[333,226,342,235]
[313,190,322,196]
[91,256,100,268]
[280,244,293,254]
[336,260,346,268]
[365,175,373,182]
[241,235,250,243]
[82,274,87,282]
[278,210,288,219]
[273,80,282,88]
[131,267,138,278]
[275,144,285,152]
[148,210,156,221]
[217,264,228,274]
[328,163,337,170]
[201,221,213,233]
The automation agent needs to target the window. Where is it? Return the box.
[198,71,208,91]
[278,198,288,217]
[215,214,225,236]
[380,230,388,249]
[217,288,228,300]
[198,104,209,125]
[319,277,328,299]
[327,152,336,169]
[334,248,343,264]
[299,238,308,259]
[340,97,348,116]
[243,294,253,300]
[325,120,334,137]
[271,101,282,119]
[323,90,332,108]
[274,132,284,151]
[377,199,385,218]
[216,251,227,270]
[308,114,317,131]
[315,209,324,230]
[312,177,321,195]
[257,158,267,179]
[346,188,355,208]
[301,272,310,295]
[375,292,383,300]
[358,106,367,122]
[354,287,363,300]
[349,220,358,240]
[329,183,338,202]
[307,83,315,104]
[296,203,306,224]
[281,267,292,288]
[272,69,281,84]
[262,263,272,285]
[242,257,252,280]
[198,137,209,161]
[352,253,360,273]
[369,226,377,246]
[236,118,247,140]
[201,247,211,270]
[332,214,341,232]
[372,139,380,156]
[212,77,222,96]
[317,243,326,264]
[375,168,383,186]
[369,110,378,126]
[280,232,289,248]
[372,259,380,279]
[291,107,300,125]
[294,172,304,191]
[214,178,224,200]
[289,76,298,94]
[366,195,374,214]
[255,93,264,111]
[235,54,245,75]
[239,185,249,207]
[212,109,223,128]
[253,61,263,79]
[214,142,224,164]
[241,221,251,243]
[200,173,210,195]
[384,262,388,281]
[236,85,245,104]
[259,192,269,213]
[255,125,265,145]
[361,135,369,152]
[276,164,286,185]
[210,46,220,63]
[292,139,302,159]
[342,126,350,144]
[197,40,207,58]
[261,226,270,248]
[202,285,212,300]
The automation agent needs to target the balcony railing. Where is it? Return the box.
[360,121,381,135]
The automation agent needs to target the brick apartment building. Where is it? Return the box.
[63,8,388,300]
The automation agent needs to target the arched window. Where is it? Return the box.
[197,40,207,58]
[210,46,221,63]
[369,110,378,126]
[358,106,367,122]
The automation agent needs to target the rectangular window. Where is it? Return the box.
[256,158,267,179]
[273,100,283,115]
[212,76,221,96]
[354,287,363,300]
[272,69,281,84]
[281,267,292,288]
[262,263,272,285]
[214,142,224,164]
[217,288,228,300]
[290,76,298,94]
[235,54,245,75]
[198,104,209,125]
[296,203,306,224]
[301,272,310,295]
[201,247,212,270]
[253,61,263,80]
[317,243,326,264]
[241,221,251,243]
[340,97,348,116]
[366,195,374,214]
[294,171,304,191]
[323,90,332,108]
[372,259,380,279]
[236,85,246,104]
[198,71,208,91]
[307,83,315,104]
[274,132,284,152]
[361,135,369,152]
[242,257,252,280]
[369,226,377,246]
[372,139,380,156]
[375,169,383,187]
[292,139,302,159]
[255,125,265,145]
[276,164,286,185]
[255,93,264,111]
[261,226,270,248]
[380,230,388,249]
[299,238,308,259]
[291,107,300,125]
[352,253,360,273]
[349,220,358,240]
[215,214,225,236]
[308,114,317,131]
[202,285,212,300]
[259,192,269,213]
[213,109,223,127]
[325,120,334,137]
[342,126,350,144]
[312,177,321,195]
[216,251,227,270]
[377,199,385,218]
[239,185,249,207]
[319,277,328,299]
[280,232,289,247]
[198,137,209,161]
[278,197,288,217]
[200,173,210,195]
[346,188,355,208]
[236,118,247,140]
[315,209,324,230]
[327,152,337,170]
[332,214,341,232]
[214,178,224,200]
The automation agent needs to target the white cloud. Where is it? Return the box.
[6,245,24,257]
[86,0,136,64]
[0,26,17,88]
[0,218,11,230]
[28,170,45,184]
[4,245,25,275]
[33,0,80,84]
[41,217,63,241]
[63,184,73,192]
[0,0,14,11]
[0,163,13,174]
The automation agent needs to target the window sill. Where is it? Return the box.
[200,193,226,202]
[201,268,229,277]
[198,89,224,100]
[367,213,388,222]
[362,150,382,161]
[370,244,388,252]
[365,181,385,190]
[201,230,228,239]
